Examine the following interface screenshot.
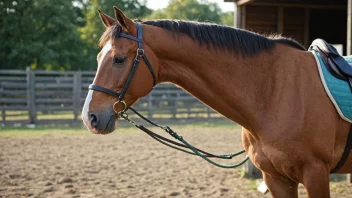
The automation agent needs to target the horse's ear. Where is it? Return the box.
[113,6,134,32]
[98,9,116,28]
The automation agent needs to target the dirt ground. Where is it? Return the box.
[0,126,351,198]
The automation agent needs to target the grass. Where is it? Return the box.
[1,109,225,121]
[331,183,346,194]
[1,111,76,120]
[247,180,258,191]
[0,121,240,137]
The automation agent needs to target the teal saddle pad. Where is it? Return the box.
[311,51,352,123]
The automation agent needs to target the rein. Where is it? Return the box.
[89,22,249,168]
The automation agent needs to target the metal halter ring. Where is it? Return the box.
[137,48,144,56]
[113,100,128,114]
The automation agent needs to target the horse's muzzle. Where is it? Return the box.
[83,109,117,134]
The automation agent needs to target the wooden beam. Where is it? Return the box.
[73,72,82,121]
[235,6,242,28]
[26,67,36,124]
[235,3,246,29]
[348,0,352,55]
[251,2,345,10]
[277,7,284,34]
[304,8,310,48]
[241,5,246,29]
[237,0,254,6]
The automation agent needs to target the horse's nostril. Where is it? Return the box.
[89,113,99,128]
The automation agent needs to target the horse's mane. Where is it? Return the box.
[100,20,306,56]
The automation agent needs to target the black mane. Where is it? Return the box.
[100,20,306,56]
[143,20,306,56]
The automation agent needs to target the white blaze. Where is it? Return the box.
[82,42,112,123]
[82,90,93,121]
[98,42,112,67]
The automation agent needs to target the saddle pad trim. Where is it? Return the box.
[311,51,352,123]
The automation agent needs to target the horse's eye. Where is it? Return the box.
[113,56,126,65]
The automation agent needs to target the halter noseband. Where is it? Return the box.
[89,22,156,114]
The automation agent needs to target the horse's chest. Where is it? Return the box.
[243,132,302,179]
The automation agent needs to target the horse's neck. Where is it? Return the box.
[145,27,290,130]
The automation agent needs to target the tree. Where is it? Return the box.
[145,9,167,19]
[0,0,87,70]
[221,11,234,27]
[0,0,232,71]
[145,0,222,24]
[79,0,151,70]
[0,0,34,69]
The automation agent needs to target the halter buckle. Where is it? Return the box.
[137,48,144,56]
[113,100,128,114]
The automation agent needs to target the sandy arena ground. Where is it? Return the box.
[0,126,351,198]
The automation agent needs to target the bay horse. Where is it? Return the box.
[81,7,352,198]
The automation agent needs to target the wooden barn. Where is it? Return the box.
[224,0,352,55]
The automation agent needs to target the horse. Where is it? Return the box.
[81,7,352,198]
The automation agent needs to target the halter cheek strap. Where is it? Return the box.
[89,22,156,112]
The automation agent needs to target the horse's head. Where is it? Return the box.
[82,7,159,134]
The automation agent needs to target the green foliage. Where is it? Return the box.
[0,0,234,71]
[145,9,167,19]
[0,0,87,70]
[144,0,234,26]
[145,0,222,23]
[0,0,34,69]
[221,11,234,27]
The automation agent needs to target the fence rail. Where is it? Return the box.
[0,68,224,126]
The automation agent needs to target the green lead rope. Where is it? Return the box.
[178,136,249,168]
[122,108,249,169]
[142,125,249,168]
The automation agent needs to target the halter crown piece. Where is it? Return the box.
[89,22,156,114]
[88,22,249,169]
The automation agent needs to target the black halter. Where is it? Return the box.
[89,22,156,111]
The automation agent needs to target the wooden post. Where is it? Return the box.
[235,4,246,29]
[0,83,5,126]
[73,72,82,121]
[235,4,242,28]
[347,0,352,55]
[348,174,352,184]
[207,107,211,120]
[241,5,246,29]
[26,67,36,124]
[244,160,262,179]
[174,92,179,119]
[0,104,6,126]
[148,94,152,119]
[1,109,5,127]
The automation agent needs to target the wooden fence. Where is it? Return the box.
[0,68,224,126]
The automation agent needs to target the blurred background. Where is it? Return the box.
[0,0,237,126]
[0,1,351,197]
[0,0,234,71]
[1,0,351,126]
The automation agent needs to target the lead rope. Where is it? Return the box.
[119,107,249,169]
